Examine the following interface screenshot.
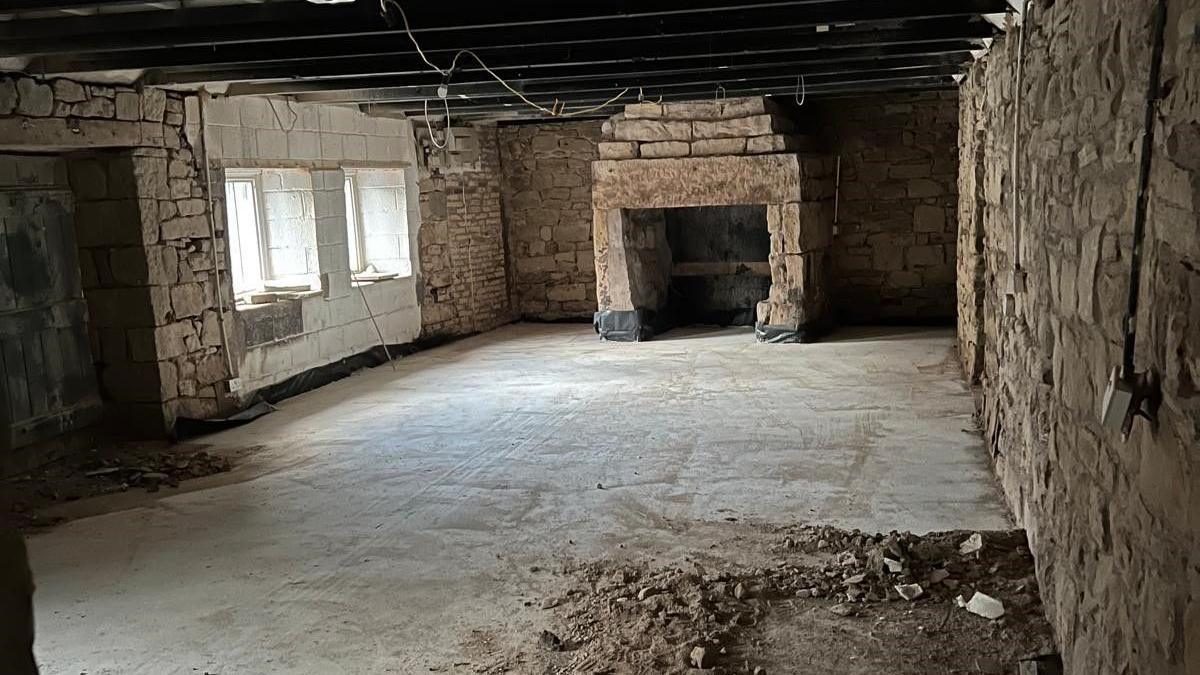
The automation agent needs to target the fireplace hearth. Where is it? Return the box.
[591,97,836,342]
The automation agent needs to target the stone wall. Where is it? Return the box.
[416,125,513,337]
[811,92,960,323]
[0,76,237,431]
[958,2,1199,673]
[498,121,600,320]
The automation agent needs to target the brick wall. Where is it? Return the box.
[498,121,600,320]
[959,2,1199,673]
[812,92,960,323]
[417,125,513,337]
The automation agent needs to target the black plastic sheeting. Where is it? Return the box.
[593,309,670,342]
[754,320,828,344]
[173,335,463,440]
[174,400,275,440]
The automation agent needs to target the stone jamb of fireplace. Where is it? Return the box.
[590,153,836,342]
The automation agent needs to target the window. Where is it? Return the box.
[223,168,320,303]
[224,175,265,296]
[343,169,411,278]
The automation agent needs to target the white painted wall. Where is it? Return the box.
[186,95,424,396]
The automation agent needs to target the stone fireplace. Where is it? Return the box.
[591,97,837,342]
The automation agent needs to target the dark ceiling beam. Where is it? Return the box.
[0,0,168,12]
[375,75,958,121]
[46,15,995,75]
[147,40,975,89]
[0,0,1009,58]
[271,62,966,105]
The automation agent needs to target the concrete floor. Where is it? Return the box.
[28,323,1010,674]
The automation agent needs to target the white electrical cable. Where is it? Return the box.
[381,0,630,118]
[423,96,450,149]
[197,93,235,378]
[794,75,806,106]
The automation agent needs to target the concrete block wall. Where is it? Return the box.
[259,169,319,281]
[416,125,513,337]
[811,92,960,323]
[958,2,1199,673]
[498,121,600,320]
[197,97,422,396]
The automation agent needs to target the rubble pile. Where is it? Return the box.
[528,525,1051,674]
[5,445,238,529]
[77,449,233,492]
[763,525,1043,618]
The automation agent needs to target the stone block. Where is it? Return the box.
[746,134,807,154]
[87,287,166,328]
[162,215,209,240]
[907,245,943,267]
[52,79,86,104]
[623,103,663,119]
[0,79,14,115]
[639,141,690,158]
[612,119,692,142]
[171,282,207,318]
[692,114,793,140]
[720,97,781,119]
[195,353,228,386]
[127,323,192,362]
[546,284,586,302]
[16,78,53,117]
[914,204,946,232]
[592,154,804,210]
[101,362,164,403]
[889,162,932,179]
[598,141,638,159]
[691,138,747,156]
[907,178,944,198]
[661,101,724,120]
[72,97,116,119]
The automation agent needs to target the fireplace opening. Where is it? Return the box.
[624,205,770,329]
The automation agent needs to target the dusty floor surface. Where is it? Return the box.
[22,324,1022,674]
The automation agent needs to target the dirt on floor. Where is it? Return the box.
[460,523,1057,675]
[2,442,256,531]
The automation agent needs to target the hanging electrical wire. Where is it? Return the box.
[379,0,630,119]
[423,96,450,149]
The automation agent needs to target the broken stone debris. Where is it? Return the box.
[538,629,564,651]
[959,532,984,555]
[689,645,708,668]
[965,591,1006,619]
[519,525,1042,672]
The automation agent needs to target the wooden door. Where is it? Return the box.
[0,157,101,452]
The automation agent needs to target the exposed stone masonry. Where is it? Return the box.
[598,98,808,160]
[958,2,1199,673]
[812,92,960,323]
[591,98,836,341]
[498,122,600,320]
[417,125,513,337]
[0,75,233,434]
